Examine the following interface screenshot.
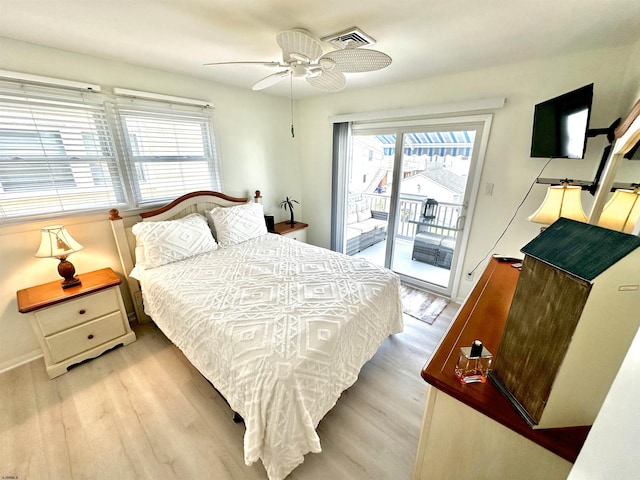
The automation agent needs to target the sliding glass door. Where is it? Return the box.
[336,116,491,297]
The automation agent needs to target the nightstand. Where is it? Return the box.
[17,267,136,378]
[273,221,308,242]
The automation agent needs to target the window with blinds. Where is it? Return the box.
[0,81,124,220]
[114,102,222,206]
[0,79,222,222]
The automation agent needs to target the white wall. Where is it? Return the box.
[568,324,640,480]
[0,38,297,371]
[296,45,640,302]
[618,38,640,112]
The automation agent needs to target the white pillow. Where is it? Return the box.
[355,199,368,212]
[357,208,372,222]
[207,202,267,246]
[131,213,218,268]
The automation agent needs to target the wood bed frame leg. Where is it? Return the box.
[232,412,244,423]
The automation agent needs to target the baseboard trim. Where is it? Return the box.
[0,349,43,375]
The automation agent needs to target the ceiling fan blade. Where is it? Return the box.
[320,48,392,73]
[252,70,290,91]
[203,61,282,67]
[277,29,323,63]
[306,70,346,92]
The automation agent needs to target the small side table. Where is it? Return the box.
[17,267,137,378]
[273,221,308,243]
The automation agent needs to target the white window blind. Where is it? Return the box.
[0,81,125,220]
[114,100,222,206]
[0,78,224,222]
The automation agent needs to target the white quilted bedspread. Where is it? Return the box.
[136,233,403,479]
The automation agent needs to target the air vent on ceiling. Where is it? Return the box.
[321,27,376,49]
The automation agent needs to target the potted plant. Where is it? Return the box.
[279,196,299,225]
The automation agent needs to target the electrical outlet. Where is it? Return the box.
[465,271,474,281]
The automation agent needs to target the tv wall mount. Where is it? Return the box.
[536,117,638,195]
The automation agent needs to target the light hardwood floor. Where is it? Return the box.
[0,302,458,480]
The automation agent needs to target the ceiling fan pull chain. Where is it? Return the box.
[290,72,295,138]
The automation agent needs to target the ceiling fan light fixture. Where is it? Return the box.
[306,67,322,78]
[318,57,336,71]
[291,64,308,77]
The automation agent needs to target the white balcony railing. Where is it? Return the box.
[360,192,462,240]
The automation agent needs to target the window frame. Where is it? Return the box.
[0,78,222,224]
[111,100,222,207]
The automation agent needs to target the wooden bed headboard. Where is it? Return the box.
[109,191,248,323]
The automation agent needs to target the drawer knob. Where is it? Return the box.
[87,334,94,340]
[79,309,86,315]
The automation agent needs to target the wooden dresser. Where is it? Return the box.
[413,258,589,479]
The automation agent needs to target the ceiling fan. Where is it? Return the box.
[204,28,392,93]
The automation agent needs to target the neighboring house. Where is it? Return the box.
[400,169,466,204]
[349,133,472,198]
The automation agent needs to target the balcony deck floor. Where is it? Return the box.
[350,238,451,289]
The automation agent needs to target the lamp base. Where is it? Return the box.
[61,276,82,289]
[58,257,81,289]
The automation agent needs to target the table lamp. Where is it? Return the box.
[597,186,640,233]
[528,182,587,229]
[35,225,83,289]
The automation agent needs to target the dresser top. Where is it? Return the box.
[421,258,589,463]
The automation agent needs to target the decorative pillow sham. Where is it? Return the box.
[207,202,267,246]
[131,213,218,268]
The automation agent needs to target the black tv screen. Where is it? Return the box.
[530,83,594,159]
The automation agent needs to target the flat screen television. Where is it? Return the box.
[530,83,594,159]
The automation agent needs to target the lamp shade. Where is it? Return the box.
[598,188,640,233]
[35,225,83,258]
[528,184,588,225]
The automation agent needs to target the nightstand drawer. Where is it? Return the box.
[282,228,307,242]
[45,312,126,363]
[35,288,119,336]
[273,221,308,243]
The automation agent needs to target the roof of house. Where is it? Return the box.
[521,217,640,282]
[403,169,466,195]
[424,168,466,195]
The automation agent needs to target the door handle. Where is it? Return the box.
[456,216,466,230]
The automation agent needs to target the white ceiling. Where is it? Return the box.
[2,0,640,98]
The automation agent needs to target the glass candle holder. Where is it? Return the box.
[454,339,492,384]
